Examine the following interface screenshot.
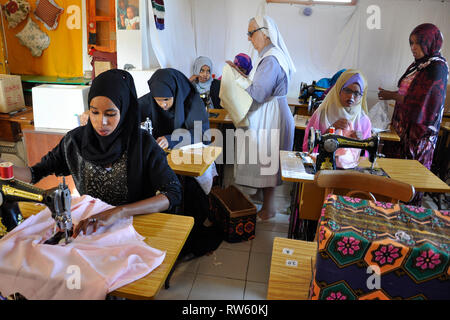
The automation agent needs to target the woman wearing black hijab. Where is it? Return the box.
[138,68,210,149]
[8,69,182,236]
[139,68,222,259]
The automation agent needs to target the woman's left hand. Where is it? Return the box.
[73,207,124,238]
[156,136,169,149]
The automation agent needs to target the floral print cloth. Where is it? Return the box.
[15,18,50,57]
[310,194,449,300]
[3,0,30,28]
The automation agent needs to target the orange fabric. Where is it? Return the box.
[2,0,82,77]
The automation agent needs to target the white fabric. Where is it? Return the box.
[368,100,395,132]
[0,195,166,300]
[219,63,253,127]
[234,96,281,188]
[252,15,296,82]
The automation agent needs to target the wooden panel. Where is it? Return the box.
[23,130,76,193]
[267,237,317,300]
[0,119,21,142]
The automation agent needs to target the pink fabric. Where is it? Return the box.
[0,195,166,300]
[302,110,372,153]
[397,72,417,96]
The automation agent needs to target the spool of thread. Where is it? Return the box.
[329,126,336,134]
[0,162,14,180]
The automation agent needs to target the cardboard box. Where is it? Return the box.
[0,75,25,114]
[32,84,90,130]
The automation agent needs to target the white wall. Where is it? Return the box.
[189,0,450,108]
[84,0,450,109]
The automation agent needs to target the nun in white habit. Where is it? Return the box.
[226,15,296,220]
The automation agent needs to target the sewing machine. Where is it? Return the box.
[0,163,73,244]
[298,82,327,114]
[199,91,213,110]
[308,128,382,172]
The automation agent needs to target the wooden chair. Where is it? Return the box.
[314,170,415,204]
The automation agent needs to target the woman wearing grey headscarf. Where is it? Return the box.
[190,56,222,108]
[226,15,296,221]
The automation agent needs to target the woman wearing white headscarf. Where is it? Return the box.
[226,15,296,221]
[303,69,372,169]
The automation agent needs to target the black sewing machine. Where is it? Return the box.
[299,81,327,114]
[199,91,213,110]
[0,163,73,244]
[308,128,382,172]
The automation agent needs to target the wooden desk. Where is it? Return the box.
[287,97,308,115]
[267,237,317,300]
[167,146,222,177]
[0,106,34,142]
[208,109,234,125]
[18,203,194,300]
[281,151,450,237]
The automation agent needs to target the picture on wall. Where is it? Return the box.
[117,0,139,30]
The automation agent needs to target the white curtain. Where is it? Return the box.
[146,0,450,108]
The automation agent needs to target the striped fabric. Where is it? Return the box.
[34,0,63,30]
[151,0,165,30]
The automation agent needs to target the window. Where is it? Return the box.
[267,0,357,5]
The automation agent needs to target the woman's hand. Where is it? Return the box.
[189,75,199,82]
[73,207,125,238]
[156,136,169,149]
[331,119,351,131]
[79,110,89,126]
[378,87,395,100]
[226,60,247,78]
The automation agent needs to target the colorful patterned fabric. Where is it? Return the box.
[310,194,449,300]
[151,0,164,30]
[233,53,253,76]
[34,0,64,30]
[387,24,449,171]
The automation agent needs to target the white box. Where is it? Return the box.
[32,84,90,130]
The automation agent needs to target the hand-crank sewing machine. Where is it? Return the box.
[0,162,73,244]
[307,128,383,172]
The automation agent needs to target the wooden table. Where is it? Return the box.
[0,106,34,142]
[280,150,450,237]
[294,114,400,142]
[267,237,317,300]
[287,97,308,115]
[167,146,222,177]
[208,109,234,125]
[18,202,194,300]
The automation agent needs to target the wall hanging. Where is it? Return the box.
[3,0,30,28]
[33,0,63,30]
[15,17,50,56]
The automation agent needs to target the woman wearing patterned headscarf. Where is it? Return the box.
[5,69,182,237]
[378,24,448,171]
[233,53,253,76]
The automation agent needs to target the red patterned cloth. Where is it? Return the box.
[34,0,63,30]
[387,24,448,171]
[310,194,449,300]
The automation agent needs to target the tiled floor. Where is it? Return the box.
[155,210,291,300]
[156,164,293,300]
